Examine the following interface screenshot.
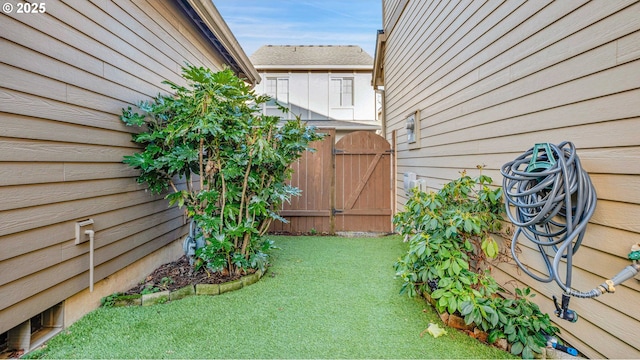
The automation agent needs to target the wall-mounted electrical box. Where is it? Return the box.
[416,178,427,192]
[404,173,427,194]
[75,219,94,244]
[404,172,416,195]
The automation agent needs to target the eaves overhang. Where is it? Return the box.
[372,29,386,88]
[177,0,261,86]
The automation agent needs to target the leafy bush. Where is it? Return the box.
[121,65,322,275]
[100,293,141,308]
[393,173,558,358]
[393,172,503,304]
[100,292,123,308]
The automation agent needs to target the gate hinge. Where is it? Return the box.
[332,208,343,215]
[386,149,395,153]
[333,148,345,154]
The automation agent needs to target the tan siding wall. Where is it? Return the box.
[383,0,640,358]
[0,0,230,335]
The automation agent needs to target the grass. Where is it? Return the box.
[28,235,515,359]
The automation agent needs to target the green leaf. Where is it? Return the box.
[451,260,461,275]
[488,330,502,344]
[448,296,457,314]
[522,345,534,359]
[463,219,473,233]
[489,310,499,327]
[471,221,481,234]
[510,341,524,356]
[431,289,446,299]
[497,310,508,325]
[460,301,474,316]
[473,309,483,325]
[504,323,515,335]
[456,257,469,270]
[445,225,457,238]
[438,296,448,309]
[481,237,499,258]
[441,259,451,270]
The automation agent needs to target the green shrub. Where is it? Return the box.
[100,293,141,308]
[121,65,322,275]
[393,172,558,358]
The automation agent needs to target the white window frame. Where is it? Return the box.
[330,77,354,107]
[265,77,289,107]
[264,77,290,119]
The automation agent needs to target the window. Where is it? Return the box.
[330,78,353,107]
[266,77,289,106]
[1,302,63,355]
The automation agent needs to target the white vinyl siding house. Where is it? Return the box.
[251,45,380,138]
[374,0,640,358]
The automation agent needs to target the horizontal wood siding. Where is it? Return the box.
[383,0,640,358]
[0,0,232,334]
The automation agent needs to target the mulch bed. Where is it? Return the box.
[124,256,243,295]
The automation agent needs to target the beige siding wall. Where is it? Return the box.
[382,0,640,358]
[0,0,230,335]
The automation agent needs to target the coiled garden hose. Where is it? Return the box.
[501,142,640,322]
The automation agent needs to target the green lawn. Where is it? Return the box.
[28,235,514,359]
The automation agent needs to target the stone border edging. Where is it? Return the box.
[110,269,265,307]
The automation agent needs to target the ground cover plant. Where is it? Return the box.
[393,173,559,359]
[121,66,321,275]
[25,236,514,359]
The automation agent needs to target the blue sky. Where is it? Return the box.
[214,1,382,57]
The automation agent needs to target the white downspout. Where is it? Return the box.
[85,229,95,292]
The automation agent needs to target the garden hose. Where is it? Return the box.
[501,142,640,322]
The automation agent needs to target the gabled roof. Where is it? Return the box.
[250,45,373,71]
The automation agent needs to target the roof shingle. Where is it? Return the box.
[250,45,373,68]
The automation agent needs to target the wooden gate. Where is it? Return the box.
[270,130,392,234]
[334,131,392,232]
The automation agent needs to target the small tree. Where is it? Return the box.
[121,65,322,275]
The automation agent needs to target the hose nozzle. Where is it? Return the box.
[553,294,578,323]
